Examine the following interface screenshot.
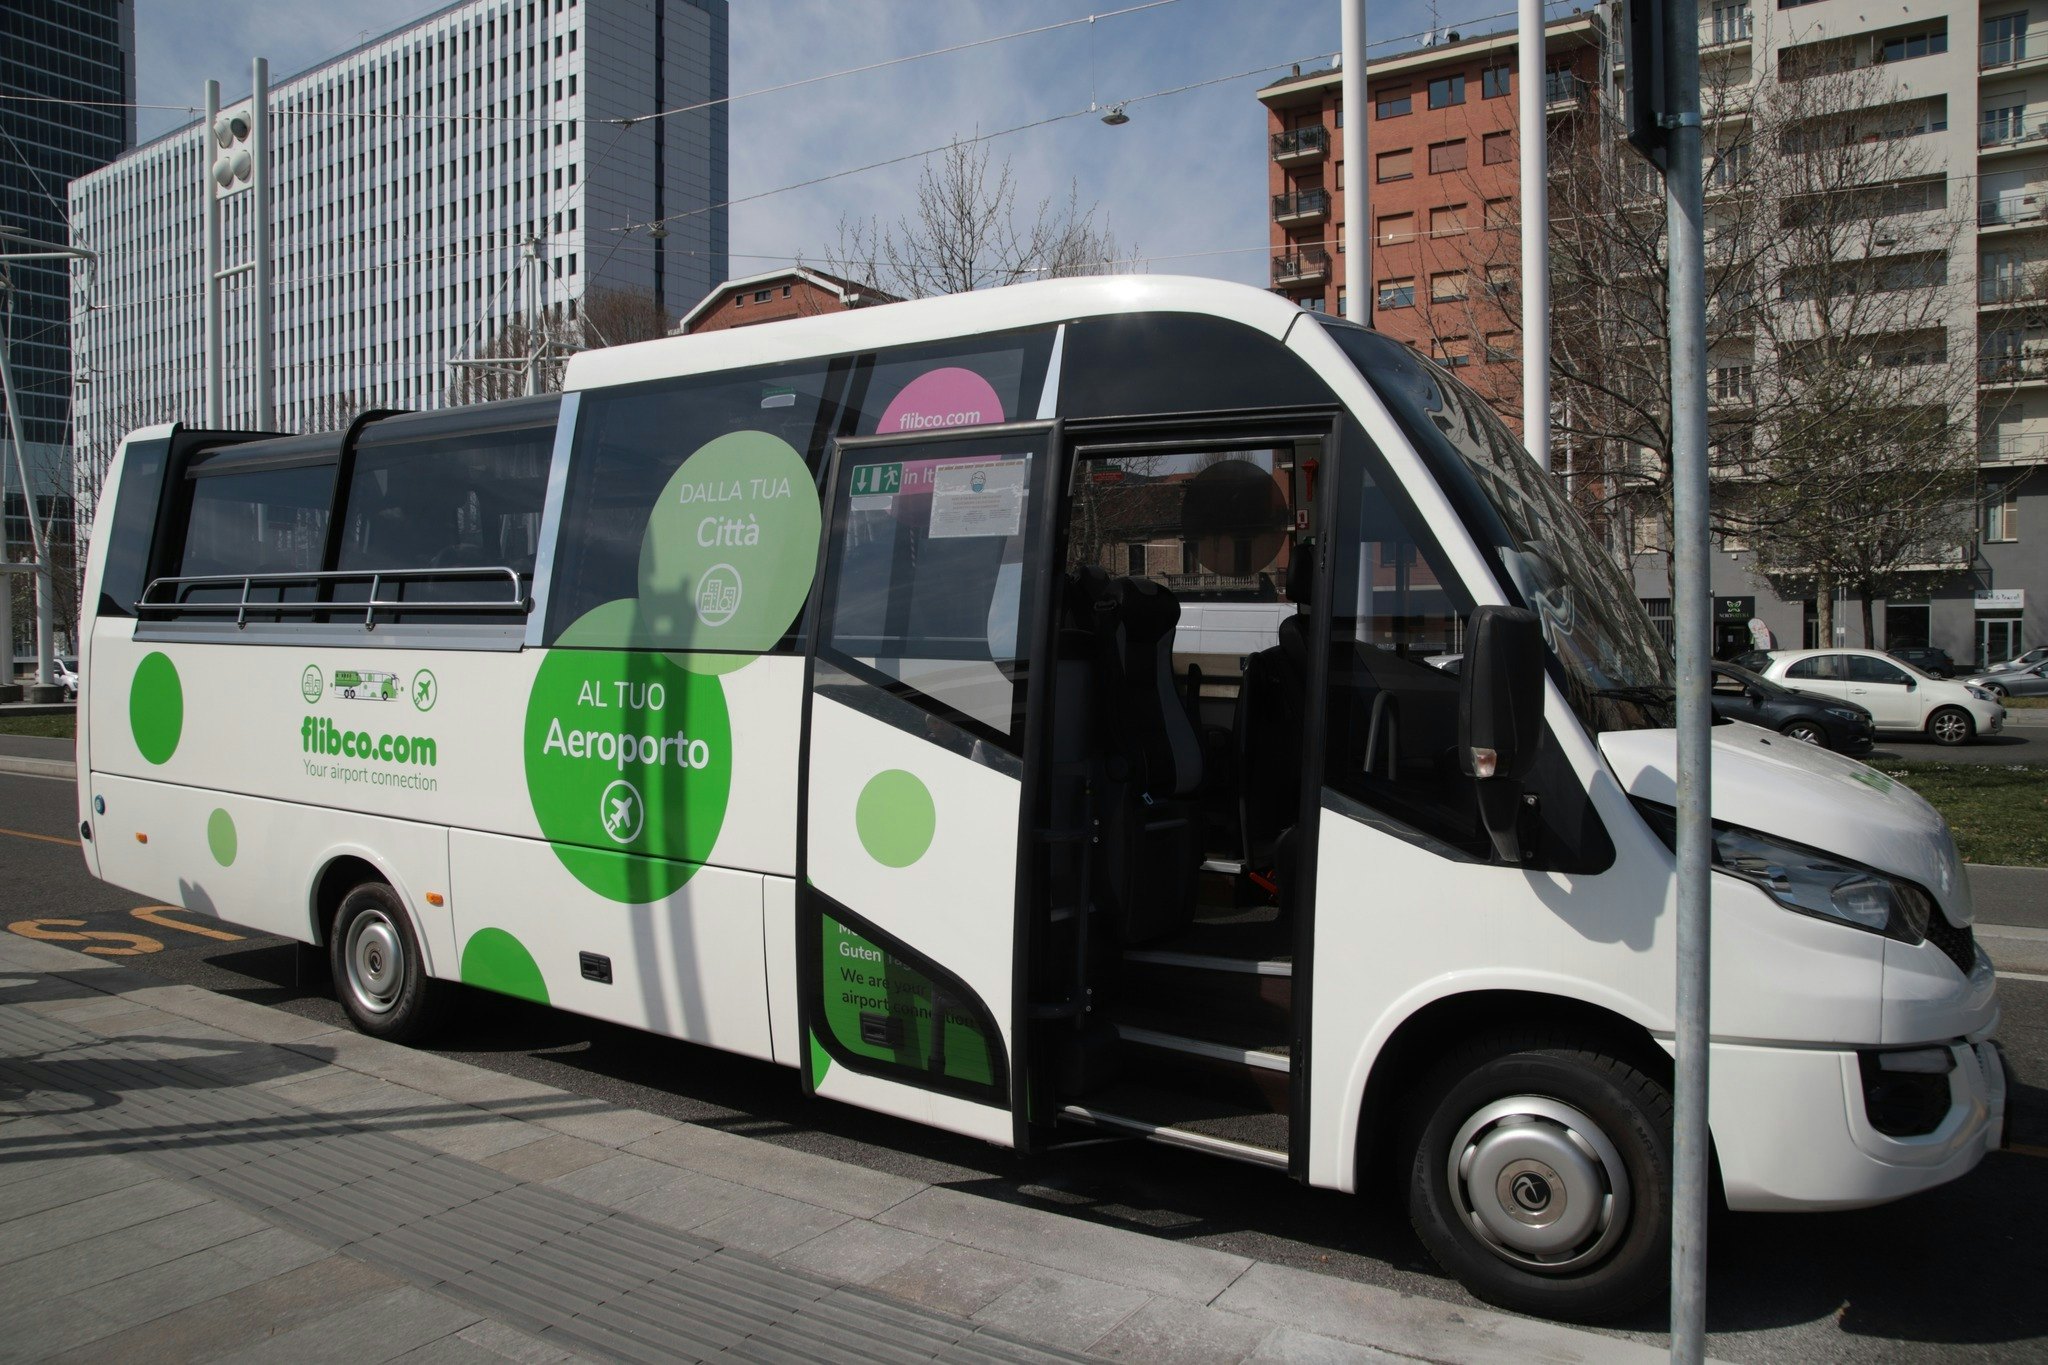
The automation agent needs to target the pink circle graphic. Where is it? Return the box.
[876,367,1005,435]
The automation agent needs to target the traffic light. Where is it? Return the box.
[211,101,258,196]
[1624,0,1670,173]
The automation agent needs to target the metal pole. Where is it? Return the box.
[523,235,543,397]
[1518,0,1551,469]
[203,79,223,427]
[251,58,274,430]
[1341,0,1369,325]
[0,280,55,693]
[1663,0,1711,1357]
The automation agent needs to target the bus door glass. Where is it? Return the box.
[798,423,1058,1145]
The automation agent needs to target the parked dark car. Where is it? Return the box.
[1730,649,1777,674]
[1887,646,1955,678]
[1711,663,1875,754]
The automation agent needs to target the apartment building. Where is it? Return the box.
[1256,15,1608,422]
[1262,3,2046,670]
[69,0,728,502]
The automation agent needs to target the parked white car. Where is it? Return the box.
[52,659,79,700]
[1759,647,2006,745]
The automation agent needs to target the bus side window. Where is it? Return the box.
[174,459,337,610]
[1323,450,1488,858]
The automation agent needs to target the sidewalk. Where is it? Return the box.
[0,732,73,779]
[0,932,1661,1364]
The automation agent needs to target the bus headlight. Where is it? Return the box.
[1635,802,1933,943]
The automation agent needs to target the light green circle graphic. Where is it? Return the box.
[411,669,438,712]
[635,429,821,652]
[855,770,936,868]
[460,928,550,1004]
[129,652,184,765]
[300,665,323,703]
[524,615,735,903]
[206,809,237,867]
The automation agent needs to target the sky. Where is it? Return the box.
[131,0,1552,295]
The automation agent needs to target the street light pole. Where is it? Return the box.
[203,79,224,427]
[1518,0,1551,470]
[1341,0,1369,325]
[252,58,275,430]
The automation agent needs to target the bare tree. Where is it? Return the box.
[1450,37,1978,637]
[826,140,1128,298]
[449,286,674,404]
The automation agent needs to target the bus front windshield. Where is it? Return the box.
[1319,321,1675,735]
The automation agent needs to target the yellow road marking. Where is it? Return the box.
[0,824,79,848]
[132,905,244,942]
[7,918,162,956]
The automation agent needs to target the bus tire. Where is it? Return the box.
[1402,1031,1671,1323]
[330,882,446,1043]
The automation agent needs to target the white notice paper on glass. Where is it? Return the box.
[928,458,1027,539]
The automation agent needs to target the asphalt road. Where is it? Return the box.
[2,768,2043,1363]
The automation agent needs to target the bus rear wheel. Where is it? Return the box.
[1403,1031,1671,1322]
[330,882,445,1043]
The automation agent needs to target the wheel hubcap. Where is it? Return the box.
[1448,1096,1630,1274]
[1934,714,1966,742]
[345,911,405,1016]
[1789,725,1821,744]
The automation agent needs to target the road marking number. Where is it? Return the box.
[8,918,162,956]
[131,905,244,942]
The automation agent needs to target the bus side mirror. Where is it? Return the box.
[1459,605,1547,863]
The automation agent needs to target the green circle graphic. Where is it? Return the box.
[524,618,735,903]
[460,927,550,1005]
[129,651,184,765]
[300,666,323,704]
[411,669,438,712]
[855,770,936,868]
[206,809,237,867]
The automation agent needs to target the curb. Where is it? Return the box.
[0,755,74,779]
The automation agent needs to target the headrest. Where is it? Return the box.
[1114,576,1179,642]
[1286,544,1315,606]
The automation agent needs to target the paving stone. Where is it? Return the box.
[478,1132,614,1183]
[133,983,337,1043]
[1087,1296,1281,1365]
[0,1149,155,1219]
[615,1166,769,1233]
[690,1188,851,1257]
[403,1108,550,1161]
[868,1243,1037,1319]
[456,1319,590,1364]
[527,1102,678,1148]
[1213,1261,1665,1364]
[392,1332,526,1364]
[212,1224,335,1275]
[0,1175,210,1266]
[51,1243,276,1333]
[1242,1326,1408,1364]
[776,1215,944,1286]
[5,1289,121,1358]
[0,1198,268,1312]
[545,1151,696,1207]
[626,1121,926,1219]
[209,1284,484,1365]
[876,1186,1253,1302]
[969,1266,1150,1354]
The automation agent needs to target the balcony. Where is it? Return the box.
[1703,8,1752,49]
[1978,352,2048,385]
[1980,191,2048,229]
[1272,249,1331,287]
[1545,73,1588,115]
[1979,434,2048,464]
[1980,275,2048,308]
[1273,188,1330,227]
[1982,32,2048,73]
[1980,112,2048,153]
[1272,125,1329,167]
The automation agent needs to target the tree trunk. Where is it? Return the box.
[1860,592,1876,649]
[1813,578,1833,648]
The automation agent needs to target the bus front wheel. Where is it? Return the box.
[1402,1031,1671,1323]
[330,882,446,1043]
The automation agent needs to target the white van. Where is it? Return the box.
[72,278,2005,1321]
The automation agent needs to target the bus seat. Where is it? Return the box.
[1095,574,1203,943]
[1236,548,1315,897]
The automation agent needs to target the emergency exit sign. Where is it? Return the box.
[851,463,902,497]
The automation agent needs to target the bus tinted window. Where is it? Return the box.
[94,437,170,618]
[546,363,842,651]
[855,333,1055,436]
[339,421,553,578]
[179,463,335,579]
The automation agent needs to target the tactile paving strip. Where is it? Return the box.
[0,1002,1093,1365]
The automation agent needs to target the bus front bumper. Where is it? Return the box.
[1710,1037,2007,1213]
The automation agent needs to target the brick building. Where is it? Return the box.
[680,267,898,335]
[1256,15,1609,426]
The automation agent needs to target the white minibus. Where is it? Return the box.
[75,277,2005,1320]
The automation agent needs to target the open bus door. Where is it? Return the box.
[797,422,1062,1147]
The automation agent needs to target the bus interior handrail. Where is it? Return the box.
[138,565,531,628]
